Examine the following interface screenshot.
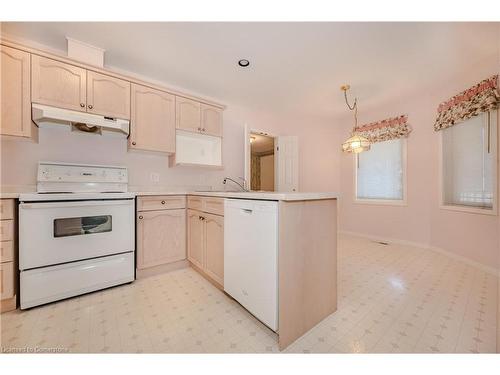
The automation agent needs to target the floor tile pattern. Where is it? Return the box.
[1,235,497,353]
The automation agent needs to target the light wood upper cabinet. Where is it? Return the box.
[176,96,201,133]
[187,209,204,269]
[130,84,175,153]
[31,55,87,112]
[204,213,224,286]
[31,55,130,119]
[0,46,32,138]
[201,104,223,137]
[87,71,130,119]
[137,209,186,269]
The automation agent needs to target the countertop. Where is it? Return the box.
[1,188,338,201]
[188,191,338,201]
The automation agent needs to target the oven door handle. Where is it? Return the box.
[20,200,133,209]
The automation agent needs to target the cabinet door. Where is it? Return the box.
[201,104,223,137]
[187,209,204,269]
[176,96,201,133]
[31,55,87,112]
[0,262,14,300]
[130,84,175,153]
[87,71,131,119]
[0,46,32,137]
[137,209,186,269]
[204,213,224,286]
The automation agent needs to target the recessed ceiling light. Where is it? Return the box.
[238,59,250,67]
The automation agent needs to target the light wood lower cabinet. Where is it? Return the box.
[0,262,14,300]
[137,201,186,270]
[203,213,224,285]
[187,206,224,288]
[137,209,186,269]
[1,198,16,313]
[187,209,204,269]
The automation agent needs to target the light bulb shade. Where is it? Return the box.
[341,134,370,153]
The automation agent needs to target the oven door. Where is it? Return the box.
[19,199,134,270]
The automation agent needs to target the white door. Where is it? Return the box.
[276,136,299,192]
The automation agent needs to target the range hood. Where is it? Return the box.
[32,104,129,136]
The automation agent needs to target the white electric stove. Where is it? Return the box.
[18,162,136,309]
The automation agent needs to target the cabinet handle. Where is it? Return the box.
[80,103,85,108]
[199,216,205,221]
[202,128,206,132]
[138,215,143,220]
[131,141,136,146]
[197,127,201,131]
[88,105,93,109]
[161,200,165,204]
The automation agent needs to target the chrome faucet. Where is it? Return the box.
[223,177,249,192]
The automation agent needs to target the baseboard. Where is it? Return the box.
[188,261,224,291]
[136,259,189,279]
[339,230,499,277]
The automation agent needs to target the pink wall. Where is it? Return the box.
[1,103,339,194]
[338,54,500,270]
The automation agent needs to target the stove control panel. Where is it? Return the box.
[37,162,128,193]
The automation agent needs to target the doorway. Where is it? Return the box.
[244,126,299,192]
[249,132,276,191]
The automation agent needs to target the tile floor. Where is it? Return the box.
[1,234,497,353]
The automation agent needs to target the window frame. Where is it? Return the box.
[438,110,498,216]
[354,138,408,206]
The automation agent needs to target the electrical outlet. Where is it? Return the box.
[150,172,160,183]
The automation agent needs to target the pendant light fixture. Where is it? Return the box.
[340,85,370,153]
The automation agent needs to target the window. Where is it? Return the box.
[356,139,405,202]
[54,215,112,237]
[441,110,497,212]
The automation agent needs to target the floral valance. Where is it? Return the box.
[353,115,411,143]
[434,75,500,131]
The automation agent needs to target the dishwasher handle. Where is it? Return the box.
[241,208,253,214]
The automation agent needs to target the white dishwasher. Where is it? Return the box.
[224,198,278,331]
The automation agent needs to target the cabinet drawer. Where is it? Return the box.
[203,197,224,216]
[187,196,203,211]
[137,195,186,211]
[0,262,15,300]
[0,241,14,263]
[0,220,14,242]
[0,199,14,220]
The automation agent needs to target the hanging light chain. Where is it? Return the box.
[342,86,358,129]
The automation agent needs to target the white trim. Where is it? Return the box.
[339,230,499,277]
[438,110,498,216]
[354,199,407,207]
[354,138,408,206]
[439,203,497,216]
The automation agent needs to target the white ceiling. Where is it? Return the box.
[2,22,499,121]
